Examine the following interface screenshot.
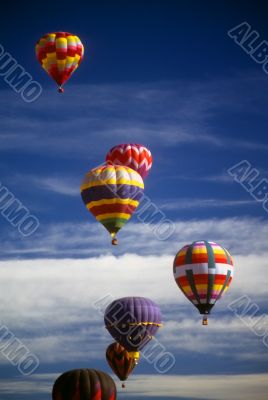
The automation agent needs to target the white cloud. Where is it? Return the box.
[0,250,267,365]
[0,373,267,399]
[0,252,267,317]
[125,373,268,399]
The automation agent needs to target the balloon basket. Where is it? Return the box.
[111,238,118,245]
[58,87,64,93]
[122,383,126,389]
[202,316,208,326]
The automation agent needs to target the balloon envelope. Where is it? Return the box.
[106,342,138,382]
[104,297,162,352]
[80,165,144,242]
[36,32,84,90]
[106,144,152,179]
[173,240,234,315]
[52,369,116,400]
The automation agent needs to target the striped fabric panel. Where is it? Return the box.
[179,278,230,295]
[90,203,136,218]
[82,187,142,224]
[81,185,143,203]
[174,263,234,279]
[81,165,144,190]
[174,240,233,266]
[87,198,139,208]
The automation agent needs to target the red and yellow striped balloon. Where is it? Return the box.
[173,240,234,324]
[35,32,84,92]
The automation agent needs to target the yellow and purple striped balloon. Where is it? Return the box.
[80,164,144,244]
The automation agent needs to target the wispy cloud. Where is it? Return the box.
[162,172,234,183]
[1,217,268,259]
[1,74,268,158]
[161,198,256,210]
[23,175,78,196]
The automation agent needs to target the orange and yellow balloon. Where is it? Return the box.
[106,342,139,388]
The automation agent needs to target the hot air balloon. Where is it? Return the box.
[35,32,84,92]
[106,144,152,179]
[173,240,234,325]
[52,369,117,400]
[80,164,144,245]
[104,297,162,362]
[106,342,138,388]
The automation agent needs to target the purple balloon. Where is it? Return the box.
[104,297,162,352]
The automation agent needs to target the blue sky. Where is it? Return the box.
[0,0,268,399]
